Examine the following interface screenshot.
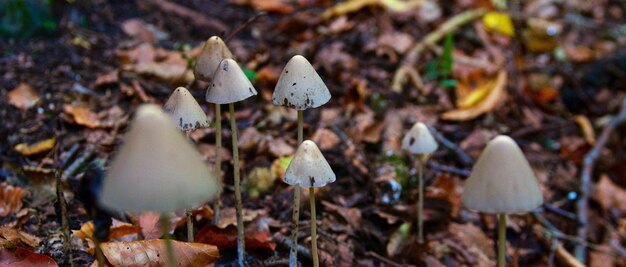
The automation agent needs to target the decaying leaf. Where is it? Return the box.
[216,208,263,229]
[63,105,102,128]
[247,167,275,198]
[195,218,276,251]
[573,115,595,145]
[13,137,56,156]
[322,201,362,229]
[94,70,119,88]
[595,175,626,216]
[8,83,40,111]
[322,0,423,20]
[0,247,57,267]
[0,227,40,249]
[386,222,411,257]
[73,220,142,242]
[97,239,219,267]
[441,70,507,121]
[0,183,26,217]
[449,223,495,265]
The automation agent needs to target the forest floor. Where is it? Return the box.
[1,0,626,266]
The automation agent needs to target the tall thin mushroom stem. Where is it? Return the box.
[289,110,304,267]
[310,187,319,267]
[184,132,194,242]
[498,213,506,267]
[213,104,222,225]
[229,102,245,266]
[160,213,177,267]
[416,158,424,244]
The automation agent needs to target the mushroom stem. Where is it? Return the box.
[297,110,303,144]
[288,110,304,267]
[416,158,424,244]
[229,102,245,267]
[186,209,193,242]
[310,187,319,267]
[213,104,222,225]
[93,232,105,267]
[160,213,177,267]
[498,213,506,267]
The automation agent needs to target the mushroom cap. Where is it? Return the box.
[272,55,330,110]
[193,36,233,82]
[401,122,438,155]
[163,87,210,131]
[461,135,543,214]
[100,104,221,213]
[205,59,257,104]
[284,140,336,188]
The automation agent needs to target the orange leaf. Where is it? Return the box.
[73,220,142,242]
[0,227,40,249]
[8,83,40,111]
[0,183,26,217]
[195,223,276,251]
[441,70,507,121]
[97,240,219,267]
[250,0,294,14]
[63,105,102,128]
[13,137,56,156]
[0,247,57,266]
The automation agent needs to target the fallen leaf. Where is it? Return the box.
[97,240,219,267]
[73,220,142,242]
[247,167,275,198]
[386,222,411,257]
[482,12,514,37]
[441,70,507,121]
[8,83,40,111]
[270,156,292,181]
[321,0,378,20]
[124,62,193,85]
[94,70,119,88]
[449,223,495,264]
[426,174,461,217]
[121,19,156,43]
[574,115,596,145]
[137,212,165,240]
[595,175,626,216]
[589,244,615,267]
[380,0,423,13]
[311,128,341,150]
[63,105,102,128]
[0,247,57,267]
[13,137,56,156]
[267,138,294,157]
[0,183,26,217]
[195,218,276,251]
[0,227,40,249]
[216,208,262,229]
[321,201,362,229]
[249,0,294,14]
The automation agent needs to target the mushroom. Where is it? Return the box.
[163,86,210,242]
[272,55,331,267]
[461,135,543,267]
[401,122,438,244]
[194,36,233,225]
[206,58,257,266]
[284,140,335,267]
[100,104,221,266]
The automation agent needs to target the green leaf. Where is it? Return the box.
[440,79,458,89]
[438,32,454,78]
[243,69,258,82]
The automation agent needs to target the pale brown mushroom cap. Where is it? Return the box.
[401,122,438,155]
[100,104,221,213]
[284,140,336,188]
[193,36,233,82]
[461,135,543,214]
[272,55,330,110]
[163,87,210,131]
[205,59,257,104]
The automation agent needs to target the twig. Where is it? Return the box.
[225,11,267,43]
[531,221,586,267]
[427,126,473,166]
[364,251,414,267]
[141,0,228,33]
[543,204,577,221]
[273,234,312,260]
[428,160,471,176]
[575,97,626,262]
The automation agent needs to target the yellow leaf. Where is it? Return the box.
[73,220,142,242]
[63,105,102,128]
[482,11,514,37]
[322,0,379,20]
[441,70,507,121]
[456,79,496,109]
[13,137,56,156]
[96,240,219,267]
[380,0,422,12]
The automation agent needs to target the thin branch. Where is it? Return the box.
[427,126,474,166]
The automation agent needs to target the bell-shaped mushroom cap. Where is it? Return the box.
[461,135,543,214]
[272,55,331,110]
[205,59,257,104]
[99,104,221,213]
[401,122,438,155]
[193,36,233,82]
[284,140,336,188]
[163,87,210,131]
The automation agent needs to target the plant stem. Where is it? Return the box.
[186,209,193,242]
[213,104,222,225]
[160,214,177,267]
[93,229,105,267]
[310,187,319,267]
[55,169,74,267]
[289,110,304,267]
[498,213,506,267]
[230,102,245,267]
[416,158,424,244]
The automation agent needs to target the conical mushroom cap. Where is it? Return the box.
[461,135,543,214]
[401,122,438,155]
[193,36,233,82]
[272,55,330,110]
[163,87,210,131]
[284,140,335,188]
[100,104,221,213]
[205,59,257,104]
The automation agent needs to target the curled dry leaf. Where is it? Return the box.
[0,227,40,249]
[8,83,40,111]
[73,220,142,242]
[195,218,276,251]
[13,137,56,156]
[0,183,26,217]
[441,70,507,121]
[63,105,102,128]
[0,247,57,267]
[96,240,219,267]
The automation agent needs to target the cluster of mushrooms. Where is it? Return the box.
[97,36,544,267]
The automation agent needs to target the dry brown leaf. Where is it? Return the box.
[121,19,156,43]
[217,208,262,229]
[249,0,294,14]
[589,244,615,267]
[136,212,166,240]
[321,201,362,229]
[312,128,341,150]
[73,220,142,242]
[97,240,219,267]
[594,175,626,215]
[0,227,40,249]
[13,137,56,156]
[322,0,379,20]
[94,70,119,88]
[449,223,495,265]
[441,70,507,121]
[267,138,294,157]
[63,105,102,128]
[8,83,40,111]
[0,183,26,217]
[573,115,596,145]
[0,247,57,266]
[124,62,193,85]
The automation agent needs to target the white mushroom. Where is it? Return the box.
[273,55,330,110]
[205,58,257,104]
[284,140,336,188]
[401,122,438,155]
[193,36,233,82]
[163,87,210,131]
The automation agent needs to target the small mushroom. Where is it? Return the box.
[284,140,335,267]
[206,58,257,267]
[193,36,233,83]
[163,87,210,131]
[401,122,438,244]
[461,135,543,267]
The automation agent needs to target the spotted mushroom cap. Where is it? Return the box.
[193,36,233,82]
[205,59,257,104]
[100,104,221,213]
[401,122,438,155]
[163,87,210,131]
[461,135,544,214]
[272,55,330,110]
[284,140,336,188]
